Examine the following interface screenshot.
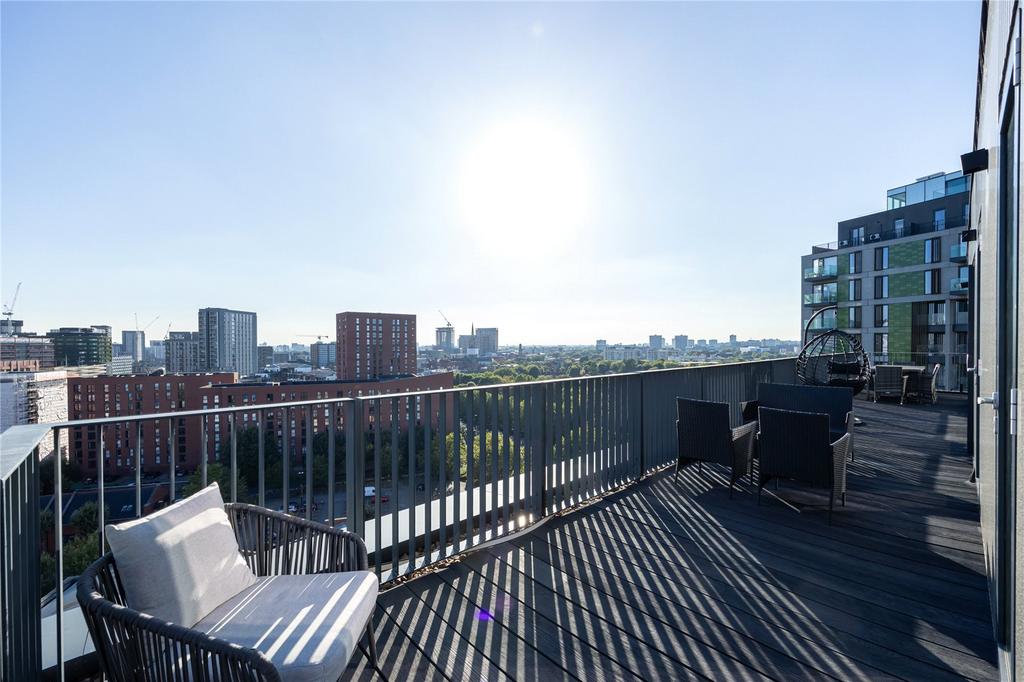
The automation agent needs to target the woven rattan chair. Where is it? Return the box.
[913,364,940,404]
[872,365,908,404]
[675,397,757,497]
[77,503,376,682]
[756,407,852,524]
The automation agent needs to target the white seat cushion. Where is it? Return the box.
[194,572,379,682]
[105,483,258,626]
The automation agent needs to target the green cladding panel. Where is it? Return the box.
[836,307,850,329]
[888,303,912,356]
[890,241,922,268]
[837,277,849,303]
[890,271,924,298]
[837,256,849,276]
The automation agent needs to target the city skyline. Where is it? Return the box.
[2,2,979,345]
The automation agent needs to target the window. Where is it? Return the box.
[848,279,861,301]
[924,237,941,264]
[874,304,889,327]
[849,226,865,245]
[934,208,946,230]
[874,246,889,270]
[849,306,862,328]
[924,269,941,295]
[927,301,946,325]
[848,251,862,274]
[927,332,945,352]
[874,333,888,355]
[894,218,905,238]
[874,275,889,299]
[963,201,970,222]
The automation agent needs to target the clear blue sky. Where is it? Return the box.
[1,1,980,346]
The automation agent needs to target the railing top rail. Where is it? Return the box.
[48,394,356,429]
[25,357,797,432]
[0,423,52,481]
[354,357,799,401]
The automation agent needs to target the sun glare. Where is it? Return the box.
[457,116,589,250]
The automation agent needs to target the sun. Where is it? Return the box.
[456,116,589,249]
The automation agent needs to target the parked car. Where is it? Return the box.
[363,486,389,504]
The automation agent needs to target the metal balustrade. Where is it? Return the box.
[1,357,796,679]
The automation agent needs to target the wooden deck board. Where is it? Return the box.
[356,396,998,681]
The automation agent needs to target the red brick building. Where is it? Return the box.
[68,373,236,477]
[336,312,416,381]
[201,372,454,466]
[68,371,454,476]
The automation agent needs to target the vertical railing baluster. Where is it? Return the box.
[439,394,448,556]
[490,388,498,536]
[258,409,266,510]
[390,397,399,580]
[98,426,105,552]
[327,403,336,525]
[512,385,521,520]
[423,394,432,560]
[168,417,175,503]
[466,390,474,548]
[478,389,487,542]
[452,392,461,553]
[373,399,382,577]
[201,414,208,488]
[304,409,313,521]
[502,386,511,530]
[230,413,238,503]
[282,407,290,515]
[406,395,416,572]
[135,423,142,517]
[344,399,364,540]
[53,429,64,682]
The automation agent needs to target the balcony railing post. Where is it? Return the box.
[638,373,646,477]
[345,399,365,539]
[534,382,548,519]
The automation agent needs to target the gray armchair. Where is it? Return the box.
[913,364,940,404]
[676,397,757,497]
[78,498,378,682]
[757,406,852,524]
[872,365,908,404]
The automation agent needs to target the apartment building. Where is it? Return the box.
[801,170,971,390]
[0,369,68,459]
[198,308,258,375]
[165,331,201,373]
[0,335,55,369]
[46,326,112,367]
[66,371,453,477]
[310,341,336,369]
[336,312,416,381]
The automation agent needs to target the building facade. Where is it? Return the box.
[310,341,336,369]
[801,171,971,390]
[0,336,55,369]
[46,326,112,367]
[672,335,688,351]
[257,344,274,369]
[198,308,258,375]
[106,356,134,376]
[475,328,499,355]
[435,325,455,351]
[165,331,201,374]
[649,335,664,350]
[336,312,416,381]
[970,5,1024,676]
[0,369,68,459]
[66,372,453,477]
[121,330,145,363]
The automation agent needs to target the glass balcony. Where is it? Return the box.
[803,264,838,280]
[950,242,968,262]
[803,291,838,306]
[950,277,969,296]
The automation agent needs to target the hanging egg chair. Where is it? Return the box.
[797,305,871,395]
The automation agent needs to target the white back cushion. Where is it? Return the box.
[105,483,258,627]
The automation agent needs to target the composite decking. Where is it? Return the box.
[346,395,997,681]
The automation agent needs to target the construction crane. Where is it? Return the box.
[297,334,331,342]
[2,282,22,333]
[438,310,454,328]
[134,313,160,334]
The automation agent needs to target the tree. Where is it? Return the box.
[69,502,110,536]
[184,462,247,500]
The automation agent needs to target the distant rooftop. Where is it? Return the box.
[886,170,968,210]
